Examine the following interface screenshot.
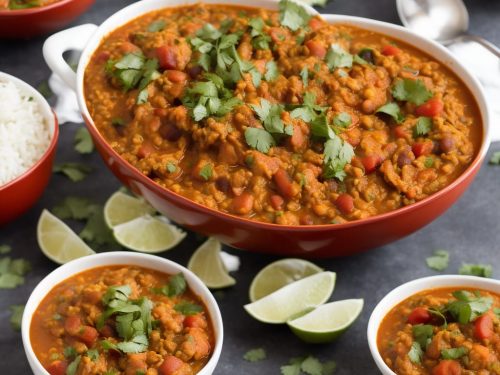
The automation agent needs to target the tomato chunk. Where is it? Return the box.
[335,194,354,215]
[156,46,178,70]
[308,17,323,31]
[415,98,443,117]
[361,155,381,174]
[166,70,187,83]
[47,360,67,375]
[64,316,82,336]
[407,307,431,325]
[159,356,185,375]
[412,141,434,157]
[184,314,207,329]
[394,126,408,139]
[78,326,98,346]
[305,40,326,59]
[273,169,294,199]
[432,360,462,375]
[270,194,284,210]
[382,45,401,56]
[474,314,493,340]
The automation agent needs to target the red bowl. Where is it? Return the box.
[0,0,95,39]
[0,73,59,226]
[44,0,491,257]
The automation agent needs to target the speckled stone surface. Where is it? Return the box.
[1,0,499,373]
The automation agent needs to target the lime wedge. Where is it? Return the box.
[37,209,95,264]
[187,237,236,289]
[249,258,323,302]
[104,191,155,228]
[244,271,336,324]
[287,299,364,343]
[113,215,186,253]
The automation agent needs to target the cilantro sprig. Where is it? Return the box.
[392,78,433,105]
[446,290,492,324]
[279,0,311,31]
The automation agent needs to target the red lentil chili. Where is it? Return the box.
[0,0,62,10]
[84,0,482,226]
[378,287,500,374]
[30,266,214,375]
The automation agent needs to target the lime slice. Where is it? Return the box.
[249,258,323,302]
[113,215,186,253]
[244,271,336,324]
[187,237,236,289]
[37,209,95,264]
[287,299,364,343]
[104,191,155,228]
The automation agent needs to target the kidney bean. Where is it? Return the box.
[397,148,415,167]
[440,135,456,153]
[335,194,354,215]
[215,177,231,194]
[159,122,182,142]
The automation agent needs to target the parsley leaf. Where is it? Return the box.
[426,249,449,271]
[265,61,279,82]
[279,0,311,31]
[243,348,267,362]
[245,128,276,153]
[413,117,432,137]
[392,78,433,105]
[441,347,468,360]
[174,301,203,315]
[9,305,24,331]
[74,127,94,154]
[53,163,92,182]
[147,20,166,32]
[199,164,213,181]
[376,102,404,123]
[326,44,353,70]
[489,151,500,165]
[408,342,423,364]
[459,263,492,278]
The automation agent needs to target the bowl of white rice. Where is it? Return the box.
[0,72,58,226]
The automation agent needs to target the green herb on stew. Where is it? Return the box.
[425,249,449,271]
[86,348,99,361]
[408,342,423,364]
[489,151,500,165]
[391,78,433,105]
[199,164,213,181]
[64,346,77,359]
[323,135,355,181]
[425,157,434,168]
[174,301,203,315]
[441,347,468,360]
[9,305,24,331]
[412,324,434,350]
[147,19,166,32]
[413,117,432,137]
[353,54,368,65]
[166,162,177,173]
[153,273,187,297]
[53,163,92,182]
[74,127,94,154]
[290,92,327,123]
[250,98,293,136]
[300,67,309,88]
[245,128,276,153]
[249,18,271,50]
[325,44,353,71]
[0,245,11,255]
[112,118,126,127]
[243,348,267,362]
[66,355,81,375]
[459,263,493,278]
[0,256,31,289]
[375,102,405,123]
[333,112,352,128]
[265,61,279,82]
[428,307,448,327]
[8,0,40,9]
[446,290,492,324]
[279,0,311,31]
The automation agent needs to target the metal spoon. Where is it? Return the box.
[396,0,500,58]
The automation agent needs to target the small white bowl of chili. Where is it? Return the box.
[367,275,500,375]
[21,251,223,375]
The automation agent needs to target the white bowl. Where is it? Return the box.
[21,252,223,375]
[367,275,500,375]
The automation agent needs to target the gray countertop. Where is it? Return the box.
[1,0,499,374]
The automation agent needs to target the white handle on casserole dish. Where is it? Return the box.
[43,24,98,91]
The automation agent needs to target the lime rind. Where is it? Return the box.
[287,299,364,343]
[249,258,323,302]
[244,271,336,324]
[187,237,236,289]
[113,214,186,253]
[104,191,156,228]
[37,209,96,264]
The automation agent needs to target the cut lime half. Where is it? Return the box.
[249,258,323,302]
[104,191,155,228]
[287,299,364,343]
[187,237,236,289]
[244,271,336,324]
[113,215,186,253]
[37,209,95,264]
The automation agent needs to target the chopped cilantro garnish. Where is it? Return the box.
[279,0,311,31]
[489,151,500,165]
[333,112,351,128]
[290,92,327,123]
[265,61,279,82]
[375,102,404,123]
[153,273,187,297]
[413,117,432,137]
[0,257,31,289]
[166,162,177,173]
[245,128,276,153]
[9,305,24,331]
[323,135,354,181]
[249,18,271,50]
[391,78,433,105]
[425,249,449,271]
[199,164,213,181]
[408,342,423,364]
[441,347,468,360]
[243,348,267,362]
[8,0,40,9]
[86,349,99,361]
[326,44,353,71]
[174,301,203,315]
[300,67,309,88]
[446,290,492,324]
[67,356,81,375]
[412,324,434,350]
[74,127,94,154]
[147,20,166,32]
[424,157,434,168]
[250,98,292,135]
[64,346,77,359]
[459,263,492,278]
[53,163,92,182]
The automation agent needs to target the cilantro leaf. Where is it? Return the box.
[300,356,323,375]
[66,355,81,375]
[116,334,149,353]
[441,347,468,360]
[250,98,290,135]
[392,78,433,105]
[414,117,432,137]
[281,364,301,375]
[243,348,267,362]
[447,290,492,323]
[9,305,24,331]
[166,162,177,173]
[79,205,116,247]
[333,112,352,128]
[265,61,279,82]
[153,273,187,297]
[249,18,271,50]
[74,127,94,154]
[425,157,434,168]
[408,342,423,364]
[300,67,308,88]
[86,349,99,361]
[147,20,166,32]
[245,128,275,153]
[0,245,11,255]
[310,115,335,139]
[426,249,449,271]
[199,164,213,181]
[459,263,492,278]
[52,196,96,220]
[376,102,404,123]
[64,346,77,359]
[412,324,434,350]
[489,151,500,165]
[323,136,354,181]
[0,257,31,289]
[53,163,92,182]
[326,44,353,70]
[174,301,203,315]
[279,0,311,31]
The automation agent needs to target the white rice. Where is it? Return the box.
[0,79,51,186]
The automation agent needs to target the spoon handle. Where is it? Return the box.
[444,34,500,58]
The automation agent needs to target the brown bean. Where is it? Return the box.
[159,122,182,142]
[440,135,456,153]
[397,149,415,167]
[215,177,231,194]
